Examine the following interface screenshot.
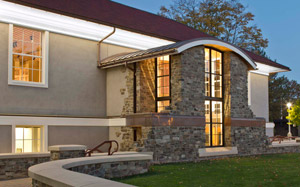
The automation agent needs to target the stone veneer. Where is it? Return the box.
[171,46,205,116]
[69,160,150,179]
[136,59,156,113]
[224,52,254,119]
[0,154,50,180]
[49,145,87,161]
[117,45,299,164]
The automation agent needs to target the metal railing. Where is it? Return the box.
[85,140,119,157]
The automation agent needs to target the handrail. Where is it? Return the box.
[85,140,119,157]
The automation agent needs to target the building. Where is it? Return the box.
[0,0,290,162]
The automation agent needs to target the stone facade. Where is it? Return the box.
[69,160,150,179]
[224,52,254,119]
[171,46,205,116]
[136,59,156,113]
[117,125,205,164]
[50,150,86,161]
[0,156,50,180]
[122,67,134,115]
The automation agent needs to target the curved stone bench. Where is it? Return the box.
[29,153,152,187]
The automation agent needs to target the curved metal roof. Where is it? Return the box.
[99,37,257,69]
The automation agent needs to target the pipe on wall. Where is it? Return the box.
[97,27,116,66]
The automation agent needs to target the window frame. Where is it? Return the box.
[155,56,171,113]
[8,24,49,88]
[205,47,225,147]
[15,126,43,153]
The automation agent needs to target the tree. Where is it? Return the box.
[287,100,300,126]
[159,0,268,55]
[269,74,300,121]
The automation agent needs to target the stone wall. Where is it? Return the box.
[69,160,150,179]
[50,150,86,161]
[171,46,205,116]
[136,59,156,113]
[224,52,254,119]
[117,125,205,164]
[122,67,134,115]
[0,155,50,180]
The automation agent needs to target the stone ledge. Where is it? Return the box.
[0,152,50,159]
[48,145,87,151]
[29,153,152,187]
[199,147,238,157]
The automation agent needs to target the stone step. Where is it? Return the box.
[198,147,238,157]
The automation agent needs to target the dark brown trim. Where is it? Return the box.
[133,63,137,113]
[126,113,205,127]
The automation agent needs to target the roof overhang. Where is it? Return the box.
[250,62,290,76]
[100,38,257,69]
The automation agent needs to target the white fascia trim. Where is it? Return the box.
[0,0,173,50]
[250,62,288,76]
[177,40,257,69]
[0,116,126,127]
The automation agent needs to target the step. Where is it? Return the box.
[198,147,238,157]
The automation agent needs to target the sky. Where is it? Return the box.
[112,0,300,83]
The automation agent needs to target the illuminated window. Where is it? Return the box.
[205,48,223,147]
[15,127,41,153]
[9,24,49,88]
[156,56,170,112]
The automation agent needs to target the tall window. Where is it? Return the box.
[205,48,223,147]
[15,127,42,153]
[12,26,42,82]
[9,25,49,88]
[156,56,171,112]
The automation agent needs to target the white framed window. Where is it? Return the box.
[8,24,49,88]
[15,126,43,153]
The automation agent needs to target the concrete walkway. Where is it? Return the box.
[0,178,31,187]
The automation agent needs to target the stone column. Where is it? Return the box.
[49,145,86,161]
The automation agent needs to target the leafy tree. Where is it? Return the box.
[287,100,300,126]
[159,0,268,55]
[269,74,300,121]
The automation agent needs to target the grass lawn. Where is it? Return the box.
[115,153,300,187]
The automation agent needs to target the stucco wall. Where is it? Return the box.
[106,66,128,117]
[0,22,136,117]
[48,126,109,150]
[249,72,269,122]
[0,125,12,153]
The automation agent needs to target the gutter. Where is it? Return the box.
[97,28,116,66]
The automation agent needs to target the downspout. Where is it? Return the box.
[97,27,116,66]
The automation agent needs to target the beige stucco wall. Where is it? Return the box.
[0,22,136,117]
[48,126,109,150]
[249,72,269,122]
[0,125,12,153]
[106,66,129,117]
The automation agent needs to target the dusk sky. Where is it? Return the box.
[113,0,300,83]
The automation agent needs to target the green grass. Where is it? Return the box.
[115,154,300,187]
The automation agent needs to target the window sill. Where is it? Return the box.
[8,80,48,88]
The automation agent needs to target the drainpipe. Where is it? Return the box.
[97,27,116,66]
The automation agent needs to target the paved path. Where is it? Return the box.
[0,178,31,187]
